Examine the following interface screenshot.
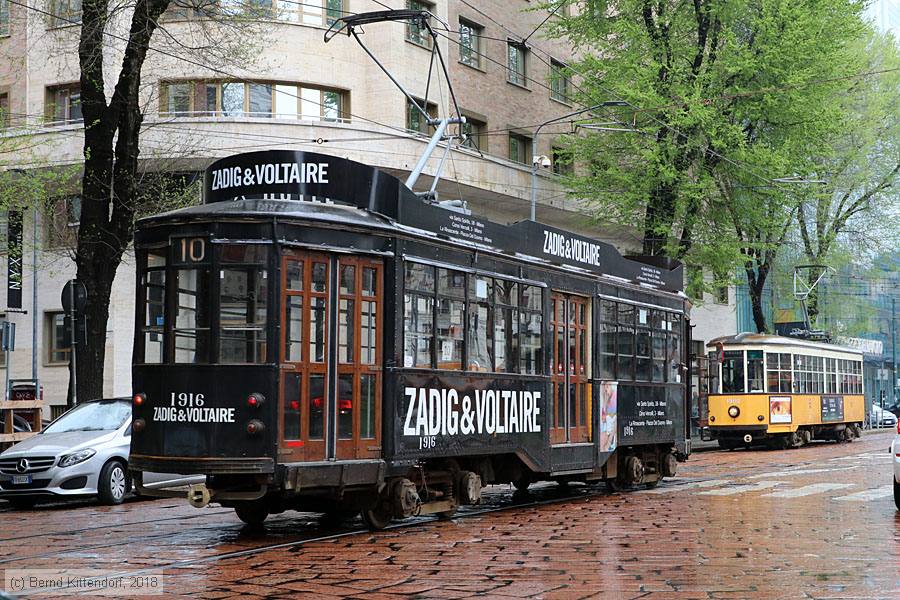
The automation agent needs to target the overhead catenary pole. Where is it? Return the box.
[530,101,628,221]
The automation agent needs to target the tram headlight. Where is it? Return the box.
[728,405,740,418]
[247,393,265,408]
[247,419,265,435]
[133,393,146,406]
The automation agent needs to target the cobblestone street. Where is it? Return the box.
[1,431,897,599]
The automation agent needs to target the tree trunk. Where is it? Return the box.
[745,262,771,333]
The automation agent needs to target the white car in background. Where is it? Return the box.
[0,398,201,509]
[872,405,898,428]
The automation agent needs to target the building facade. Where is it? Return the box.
[0,0,737,418]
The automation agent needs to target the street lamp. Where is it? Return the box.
[530,101,628,222]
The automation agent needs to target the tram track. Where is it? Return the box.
[13,482,634,597]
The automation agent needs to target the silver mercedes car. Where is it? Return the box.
[0,398,199,509]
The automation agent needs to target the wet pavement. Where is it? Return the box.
[0,431,897,599]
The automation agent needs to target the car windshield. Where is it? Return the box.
[43,401,130,433]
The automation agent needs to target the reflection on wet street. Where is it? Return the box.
[1,431,897,598]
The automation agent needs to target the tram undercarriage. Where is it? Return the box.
[714,423,863,450]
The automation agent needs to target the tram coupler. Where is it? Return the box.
[188,483,212,508]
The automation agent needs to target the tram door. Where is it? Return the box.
[550,293,591,445]
[280,251,382,462]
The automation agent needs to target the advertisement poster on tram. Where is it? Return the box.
[600,382,618,452]
[769,396,792,423]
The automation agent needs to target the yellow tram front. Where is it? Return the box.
[705,334,864,449]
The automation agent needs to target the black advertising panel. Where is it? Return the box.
[201,151,684,294]
[821,395,844,422]
[617,384,683,446]
[203,150,404,216]
[6,209,23,309]
[393,372,549,470]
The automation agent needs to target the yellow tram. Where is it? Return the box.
[706,334,864,449]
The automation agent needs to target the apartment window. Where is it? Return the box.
[46,195,80,248]
[49,0,81,26]
[0,0,9,36]
[46,312,71,365]
[458,18,482,69]
[508,133,530,164]
[405,0,431,47]
[461,116,485,151]
[0,92,9,129]
[507,40,527,87]
[160,81,346,122]
[406,97,437,133]
[550,59,570,103]
[714,284,728,304]
[552,147,573,175]
[47,84,82,124]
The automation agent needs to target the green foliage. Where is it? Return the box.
[548,0,879,330]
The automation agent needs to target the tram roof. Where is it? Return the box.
[138,150,686,296]
[707,333,862,356]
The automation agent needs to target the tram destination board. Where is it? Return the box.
[617,385,684,445]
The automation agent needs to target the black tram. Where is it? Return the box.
[129,150,691,528]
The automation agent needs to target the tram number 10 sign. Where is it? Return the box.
[175,238,208,265]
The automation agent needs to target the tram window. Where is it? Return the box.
[468,304,494,371]
[635,326,651,381]
[286,260,303,291]
[404,293,433,368]
[338,265,356,364]
[311,262,327,293]
[651,333,665,382]
[437,297,464,368]
[600,322,616,379]
[338,374,353,439]
[220,244,267,264]
[310,296,327,362]
[360,299,377,365]
[142,250,166,364]
[308,374,325,440]
[405,262,434,291]
[219,261,268,364]
[826,358,837,393]
[521,285,542,312]
[495,305,518,373]
[362,267,377,296]
[520,311,543,374]
[283,373,301,440]
[721,351,744,393]
[174,268,211,363]
[360,374,376,439]
[286,296,303,362]
[747,350,764,392]
[667,328,681,383]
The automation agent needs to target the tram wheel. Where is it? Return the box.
[234,501,269,527]
[512,476,530,492]
[360,505,392,530]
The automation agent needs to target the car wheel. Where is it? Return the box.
[98,460,128,505]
